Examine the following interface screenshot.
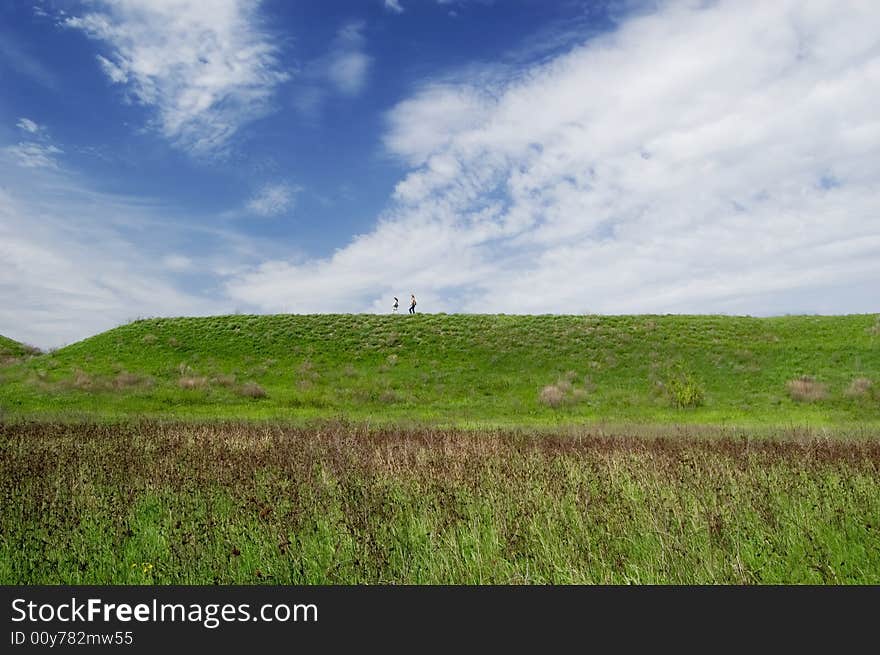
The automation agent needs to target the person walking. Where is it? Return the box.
[409,294,417,314]
[392,297,399,313]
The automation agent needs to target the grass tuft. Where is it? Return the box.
[237,381,267,398]
[845,377,872,399]
[786,376,829,402]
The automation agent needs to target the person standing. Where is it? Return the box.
[409,294,417,314]
[392,297,399,313]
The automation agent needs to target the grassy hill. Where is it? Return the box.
[0,334,39,361]
[1,313,879,427]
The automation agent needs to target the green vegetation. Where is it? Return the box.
[2,315,878,583]
[2,422,877,584]
[0,334,39,361]
[1,314,879,427]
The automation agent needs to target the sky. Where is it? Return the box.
[0,0,878,349]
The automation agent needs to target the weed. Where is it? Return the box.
[539,385,565,407]
[237,382,267,398]
[844,377,872,399]
[663,366,705,408]
[178,376,208,390]
[786,376,828,402]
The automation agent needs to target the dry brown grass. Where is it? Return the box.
[571,388,590,402]
[539,372,592,408]
[379,389,401,404]
[786,376,829,402]
[71,369,94,390]
[211,374,236,387]
[57,369,151,392]
[142,334,158,345]
[845,377,873,399]
[539,385,565,407]
[112,371,152,390]
[178,376,208,390]
[237,381,267,398]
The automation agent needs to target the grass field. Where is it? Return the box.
[1,313,878,584]
[2,313,879,427]
[2,421,878,584]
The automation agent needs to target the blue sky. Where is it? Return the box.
[1,0,878,348]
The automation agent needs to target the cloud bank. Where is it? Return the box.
[227,0,880,316]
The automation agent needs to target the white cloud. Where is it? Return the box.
[162,254,193,272]
[293,21,371,113]
[65,0,290,155]
[95,54,127,83]
[325,22,371,96]
[6,118,62,168]
[246,182,300,217]
[227,0,880,317]
[384,0,404,14]
[0,153,281,348]
[16,118,42,134]
[0,188,224,349]
[4,142,63,168]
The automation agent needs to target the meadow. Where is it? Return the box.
[2,421,878,584]
[1,313,878,584]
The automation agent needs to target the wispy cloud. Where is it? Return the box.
[0,31,59,89]
[64,0,290,155]
[4,142,63,169]
[228,0,880,317]
[293,21,371,117]
[384,0,404,14]
[161,254,193,272]
[326,22,371,96]
[0,154,283,348]
[16,118,43,134]
[246,182,301,217]
[6,118,62,168]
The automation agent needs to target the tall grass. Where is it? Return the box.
[2,421,878,584]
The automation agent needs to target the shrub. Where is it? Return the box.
[238,382,267,398]
[786,376,828,402]
[664,368,705,408]
[71,369,94,390]
[844,377,872,399]
[211,374,236,387]
[539,385,565,408]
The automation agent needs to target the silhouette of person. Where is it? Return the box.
[409,294,417,314]
[392,297,399,313]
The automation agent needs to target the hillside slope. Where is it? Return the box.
[1,314,879,427]
[0,335,39,360]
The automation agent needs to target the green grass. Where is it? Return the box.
[0,334,39,360]
[2,421,877,584]
[2,313,879,428]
